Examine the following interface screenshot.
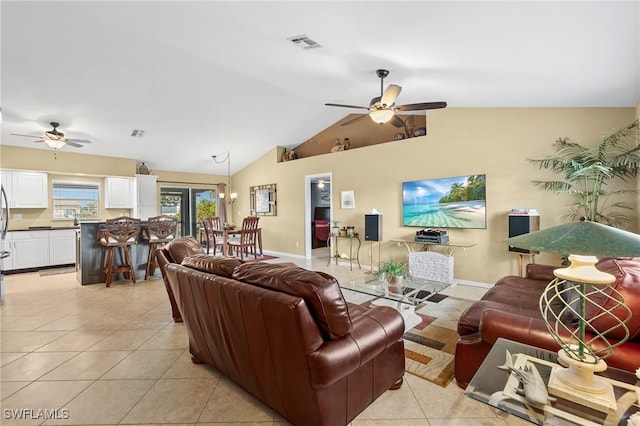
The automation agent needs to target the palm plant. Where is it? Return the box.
[529,120,640,228]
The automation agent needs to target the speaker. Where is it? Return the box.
[508,214,540,253]
[364,214,382,241]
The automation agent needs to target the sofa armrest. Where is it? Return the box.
[525,263,557,281]
[308,306,404,388]
[480,309,561,352]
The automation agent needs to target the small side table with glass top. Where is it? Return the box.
[327,233,361,270]
[464,338,639,425]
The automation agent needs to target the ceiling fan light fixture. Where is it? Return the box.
[369,109,394,124]
[45,139,66,149]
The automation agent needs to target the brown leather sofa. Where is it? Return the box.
[156,237,204,322]
[164,253,405,426]
[455,258,640,389]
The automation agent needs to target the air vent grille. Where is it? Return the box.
[287,35,321,50]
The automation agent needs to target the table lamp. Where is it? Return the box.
[506,221,640,412]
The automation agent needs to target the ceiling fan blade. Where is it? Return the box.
[325,103,370,110]
[10,133,42,138]
[381,84,402,107]
[66,138,91,144]
[390,115,406,128]
[340,114,369,126]
[396,102,447,111]
[32,139,46,143]
[64,140,84,148]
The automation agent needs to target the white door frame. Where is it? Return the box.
[304,172,332,259]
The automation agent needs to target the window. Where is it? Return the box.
[52,182,100,220]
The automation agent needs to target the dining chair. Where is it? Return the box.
[201,216,224,255]
[144,215,178,279]
[228,216,260,260]
[97,216,141,287]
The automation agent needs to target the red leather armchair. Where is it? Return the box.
[454,258,640,389]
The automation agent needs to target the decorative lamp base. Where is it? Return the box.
[548,349,617,413]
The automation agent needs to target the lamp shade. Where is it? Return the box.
[506,221,640,258]
[369,109,394,124]
[45,139,67,149]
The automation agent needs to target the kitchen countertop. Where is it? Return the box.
[10,226,81,231]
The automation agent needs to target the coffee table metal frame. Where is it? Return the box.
[340,274,451,330]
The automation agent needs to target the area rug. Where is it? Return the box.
[403,296,473,387]
[39,266,76,276]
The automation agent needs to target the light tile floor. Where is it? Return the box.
[0,254,531,426]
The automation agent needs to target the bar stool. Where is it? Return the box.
[145,215,178,279]
[98,216,141,287]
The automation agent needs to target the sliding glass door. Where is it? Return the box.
[160,187,218,239]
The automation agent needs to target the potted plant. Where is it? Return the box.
[376,260,409,290]
[529,120,640,228]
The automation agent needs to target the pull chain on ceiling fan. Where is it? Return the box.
[325,69,447,127]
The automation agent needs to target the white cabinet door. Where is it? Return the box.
[49,229,76,265]
[134,174,158,219]
[104,177,133,209]
[9,231,49,270]
[0,171,49,208]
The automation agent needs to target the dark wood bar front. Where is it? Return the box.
[77,221,152,285]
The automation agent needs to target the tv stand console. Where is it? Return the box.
[391,239,476,256]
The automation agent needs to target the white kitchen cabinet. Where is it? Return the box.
[134,174,158,219]
[6,229,77,271]
[49,229,76,265]
[104,177,134,209]
[7,231,49,270]
[0,170,48,208]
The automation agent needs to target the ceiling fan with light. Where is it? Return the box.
[325,69,447,127]
[10,122,92,149]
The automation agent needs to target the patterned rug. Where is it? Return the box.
[403,296,472,387]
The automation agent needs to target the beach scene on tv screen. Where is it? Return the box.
[403,174,487,229]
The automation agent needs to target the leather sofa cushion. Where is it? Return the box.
[181,254,244,278]
[167,237,204,263]
[232,262,353,340]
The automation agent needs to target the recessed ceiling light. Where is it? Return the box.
[287,35,321,50]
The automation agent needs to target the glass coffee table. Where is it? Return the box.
[464,338,639,425]
[339,274,451,331]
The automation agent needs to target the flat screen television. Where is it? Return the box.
[402,174,487,229]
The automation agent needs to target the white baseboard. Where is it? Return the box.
[454,278,492,288]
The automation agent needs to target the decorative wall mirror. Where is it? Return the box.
[250,184,277,216]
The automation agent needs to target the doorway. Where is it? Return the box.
[305,173,332,259]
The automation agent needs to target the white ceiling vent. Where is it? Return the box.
[287,35,321,50]
[131,129,146,137]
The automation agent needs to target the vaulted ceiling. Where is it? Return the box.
[2,1,638,176]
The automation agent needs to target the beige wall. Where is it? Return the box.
[1,107,637,284]
[232,107,637,284]
[0,145,226,228]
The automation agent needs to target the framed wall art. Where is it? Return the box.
[341,190,355,209]
[250,184,277,216]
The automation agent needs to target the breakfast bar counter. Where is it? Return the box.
[77,221,152,285]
